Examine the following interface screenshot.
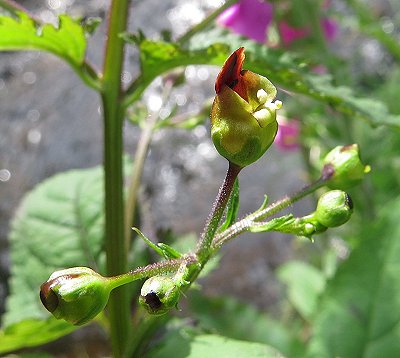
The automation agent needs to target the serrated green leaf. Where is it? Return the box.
[0,12,86,68]
[148,329,285,358]
[277,261,325,321]
[123,37,228,106]
[219,178,240,232]
[307,197,400,357]
[124,36,228,81]
[0,318,75,354]
[3,166,106,329]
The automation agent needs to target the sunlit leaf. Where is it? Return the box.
[0,12,86,68]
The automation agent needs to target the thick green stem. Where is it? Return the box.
[101,0,130,356]
[196,162,242,261]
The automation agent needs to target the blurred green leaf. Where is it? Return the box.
[188,292,304,357]
[0,318,75,354]
[1,166,107,351]
[277,261,325,321]
[307,197,400,357]
[0,12,86,69]
[148,328,285,358]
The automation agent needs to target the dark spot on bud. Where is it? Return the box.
[321,163,335,180]
[40,281,59,313]
[345,193,353,210]
[340,144,354,152]
[144,292,162,311]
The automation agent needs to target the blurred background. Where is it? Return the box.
[0,0,399,356]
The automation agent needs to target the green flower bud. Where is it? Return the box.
[211,47,282,167]
[322,144,370,189]
[40,267,113,325]
[139,276,180,316]
[315,190,353,227]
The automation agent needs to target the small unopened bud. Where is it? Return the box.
[139,276,180,315]
[322,144,370,189]
[315,190,353,227]
[40,267,113,325]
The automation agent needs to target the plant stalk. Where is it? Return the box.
[196,161,242,261]
[101,0,130,356]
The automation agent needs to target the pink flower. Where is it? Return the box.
[217,0,273,44]
[275,118,300,151]
[218,0,338,46]
[279,18,338,46]
[278,21,310,45]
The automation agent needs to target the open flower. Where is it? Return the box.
[217,0,273,43]
[218,0,338,46]
[211,47,282,167]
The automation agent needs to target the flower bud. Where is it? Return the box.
[322,144,370,189]
[211,47,282,167]
[139,276,180,315]
[315,190,353,228]
[40,267,113,325]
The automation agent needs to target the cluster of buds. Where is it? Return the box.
[39,49,370,327]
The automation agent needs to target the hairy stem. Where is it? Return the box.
[101,0,130,356]
[213,175,328,249]
[196,162,242,261]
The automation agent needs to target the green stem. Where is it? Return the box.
[213,175,328,249]
[111,255,198,288]
[124,113,158,249]
[125,79,173,249]
[101,0,130,356]
[177,0,239,45]
[196,162,242,261]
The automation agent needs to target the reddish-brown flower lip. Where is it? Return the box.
[215,47,247,101]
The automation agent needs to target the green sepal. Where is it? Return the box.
[133,227,182,259]
[218,178,240,232]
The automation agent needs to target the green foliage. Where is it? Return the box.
[277,261,325,321]
[1,166,107,352]
[307,197,400,357]
[0,12,86,68]
[188,292,304,357]
[0,318,75,354]
[148,326,285,358]
[122,36,228,105]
